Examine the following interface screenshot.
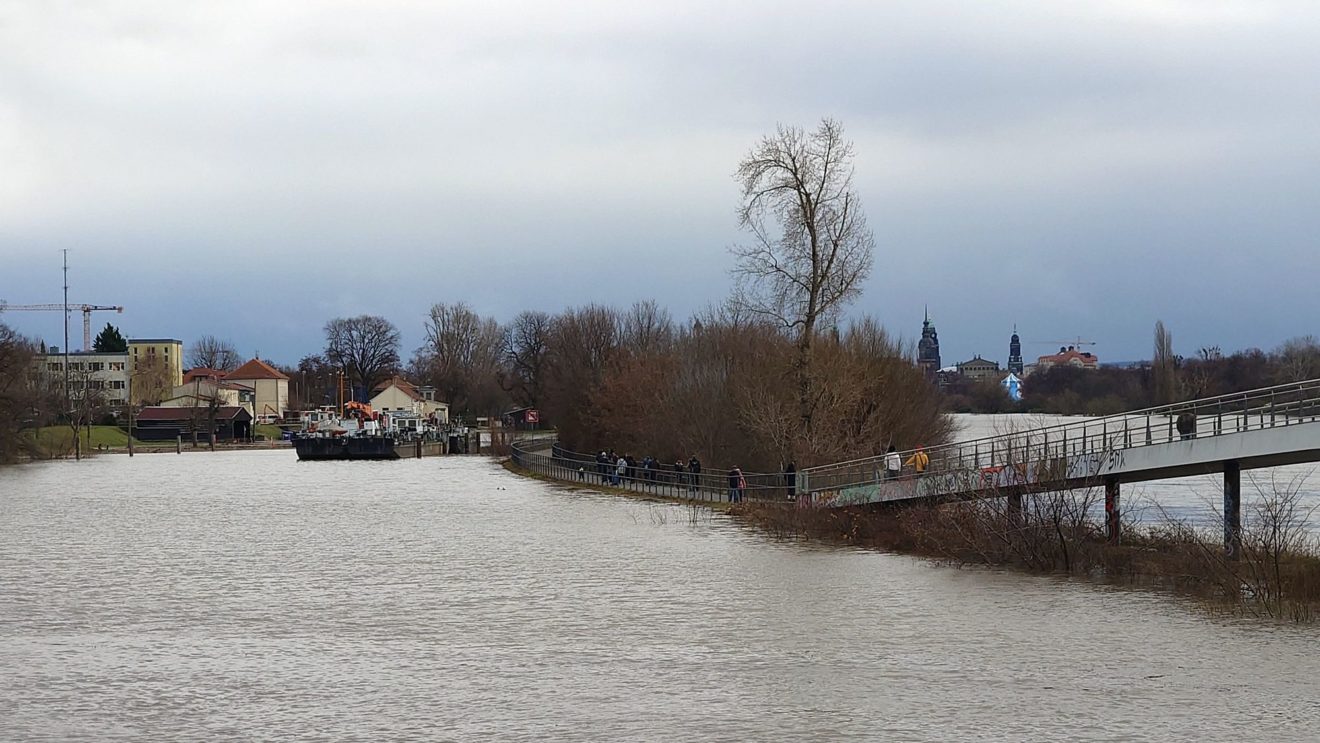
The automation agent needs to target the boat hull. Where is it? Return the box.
[294,436,400,461]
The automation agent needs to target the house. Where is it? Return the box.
[371,376,450,424]
[224,358,289,420]
[132,405,253,441]
[1036,345,1100,371]
[160,378,253,412]
[955,355,1001,381]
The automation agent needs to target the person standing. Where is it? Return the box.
[885,445,902,480]
[905,445,930,476]
[688,455,702,495]
[1176,411,1197,441]
[783,461,796,500]
[673,459,686,491]
[728,466,746,503]
[614,454,627,486]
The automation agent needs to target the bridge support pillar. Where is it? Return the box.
[1224,460,1241,560]
[1104,477,1120,544]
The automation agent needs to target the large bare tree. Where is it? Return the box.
[733,117,875,437]
[503,310,552,409]
[187,335,241,372]
[416,302,508,418]
[324,315,401,400]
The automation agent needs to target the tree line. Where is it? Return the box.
[944,322,1320,415]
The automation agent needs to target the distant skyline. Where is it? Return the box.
[3,1,1318,367]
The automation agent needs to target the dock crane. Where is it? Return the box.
[0,303,125,351]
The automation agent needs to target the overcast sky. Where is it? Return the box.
[2,0,1317,367]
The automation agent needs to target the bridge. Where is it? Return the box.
[511,379,1320,558]
[799,379,1320,557]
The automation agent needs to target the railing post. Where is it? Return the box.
[1145,414,1151,445]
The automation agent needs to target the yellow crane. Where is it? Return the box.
[1,303,125,351]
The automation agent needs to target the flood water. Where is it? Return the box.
[2,450,1319,741]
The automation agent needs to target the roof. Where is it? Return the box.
[1037,349,1100,366]
[128,338,182,344]
[183,367,223,383]
[224,358,290,381]
[136,406,252,421]
[372,375,422,401]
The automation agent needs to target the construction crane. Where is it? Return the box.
[1032,337,1097,348]
[0,304,125,351]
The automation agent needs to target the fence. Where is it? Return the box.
[509,438,794,504]
[801,378,1320,496]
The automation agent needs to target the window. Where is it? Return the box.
[47,362,62,372]
[90,362,104,372]
[110,381,125,390]
[109,362,125,371]
[69,362,84,371]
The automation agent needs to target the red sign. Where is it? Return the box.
[525,409,540,423]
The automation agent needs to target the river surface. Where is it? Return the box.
[2,450,1319,741]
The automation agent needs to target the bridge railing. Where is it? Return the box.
[800,378,1320,496]
[510,439,794,503]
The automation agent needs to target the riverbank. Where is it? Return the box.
[735,496,1320,622]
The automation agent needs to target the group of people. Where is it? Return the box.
[585,450,706,491]
[574,448,761,503]
[882,444,930,480]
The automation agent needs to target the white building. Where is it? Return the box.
[33,347,130,406]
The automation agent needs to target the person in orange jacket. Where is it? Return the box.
[905,445,930,475]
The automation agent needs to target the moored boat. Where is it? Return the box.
[294,434,399,460]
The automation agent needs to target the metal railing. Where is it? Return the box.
[509,439,795,504]
[800,378,1320,498]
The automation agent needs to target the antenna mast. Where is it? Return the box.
[62,250,70,414]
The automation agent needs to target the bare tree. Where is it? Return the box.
[620,300,675,355]
[0,321,40,463]
[188,335,241,372]
[1276,335,1320,383]
[732,118,875,440]
[504,310,552,409]
[324,315,401,400]
[416,302,508,419]
[130,353,173,407]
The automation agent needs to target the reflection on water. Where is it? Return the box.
[1,451,1318,741]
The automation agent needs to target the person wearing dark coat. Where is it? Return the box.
[1176,411,1198,441]
[783,461,796,500]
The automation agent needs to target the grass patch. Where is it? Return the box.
[28,425,141,452]
[254,424,284,440]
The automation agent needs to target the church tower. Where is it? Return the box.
[917,307,941,376]
[1008,325,1023,375]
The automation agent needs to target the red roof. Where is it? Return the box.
[183,367,223,383]
[224,358,290,381]
[136,406,252,421]
[373,375,423,401]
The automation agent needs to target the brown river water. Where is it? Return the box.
[2,451,1319,741]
